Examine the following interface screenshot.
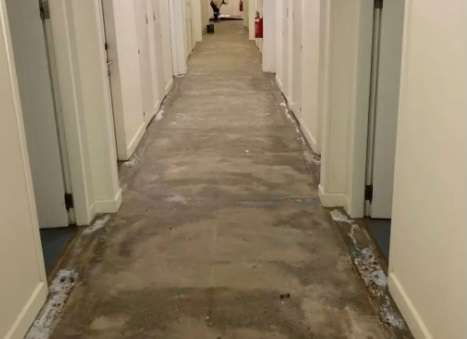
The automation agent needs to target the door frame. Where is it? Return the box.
[44,0,122,225]
[42,4,76,225]
[46,0,94,224]
[318,0,374,218]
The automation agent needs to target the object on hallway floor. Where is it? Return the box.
[207,23,215,34]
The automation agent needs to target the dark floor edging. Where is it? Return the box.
[329,209,414,339]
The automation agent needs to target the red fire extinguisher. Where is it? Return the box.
[255,13,263,39]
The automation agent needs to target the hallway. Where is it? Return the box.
[50,21,390,339]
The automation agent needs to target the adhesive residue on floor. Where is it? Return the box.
[330,209,407,331]
[25,270,78,339]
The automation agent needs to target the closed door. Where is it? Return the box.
[6,0,69,228]
[367,0,405,218]
[102,0,146,160]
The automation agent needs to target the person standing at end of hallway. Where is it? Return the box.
[210,0,226,22]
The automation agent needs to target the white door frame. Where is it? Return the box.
[45,0,122,225]
[46,1,94,224]
[318,0,374,218]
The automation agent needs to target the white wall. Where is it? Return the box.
[169,0,188,75]
[221,0,242,17]
[276,0,290,96]
[262,0,275,72]
[0,1,48,336]
[168,0,199,75]
[191,0,202,43]
[157,0,175,94]
[388,1,467,338]
[103,0,145,161]
[273,0,325,154]
[247,0,255,40]
[104,0,175,161]
[299,0,322,153]
[201,0,210,30]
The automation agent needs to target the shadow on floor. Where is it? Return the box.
[366,219,391,259]
[40,227,78,274]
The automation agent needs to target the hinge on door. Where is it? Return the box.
[375,0,383,10]
[365,185,374,202]
[64,193,74,210]
[39,0,50,20]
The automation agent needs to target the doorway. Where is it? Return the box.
[6,0,77,274]
[364,0,405,259]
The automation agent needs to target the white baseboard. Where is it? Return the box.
[299,122,320,154]
[318,184,347,207]
[388,273,433,339]
[164,78,174,96]
[5,282,47,339]
[147,99,162,123]
[276,77,284,93]
[94,188,122,214]
[126,122,146,160]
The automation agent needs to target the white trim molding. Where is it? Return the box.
[94,188,122,214]
[389,273,433,339]
[318,185,348,208]
[126,122,147,161]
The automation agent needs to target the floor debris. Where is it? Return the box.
[25,270,78,339]
[303,150,321,166]
[330,209,354,224]
[155,109,165,121]
[82,214,111,236]
[165,193,189,205]
[279,293,291,300]
[121,157,139,168]
[330,209,406,331]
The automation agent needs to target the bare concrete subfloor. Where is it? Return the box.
[51,21,393,339]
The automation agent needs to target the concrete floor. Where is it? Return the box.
[50,22,394,339]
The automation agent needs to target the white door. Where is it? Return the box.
[102,0,146,160]
[367,0,405,218]
[291,0,303,115]
[6,0,69,228]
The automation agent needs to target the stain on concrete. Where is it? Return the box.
[46,21,409,339]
